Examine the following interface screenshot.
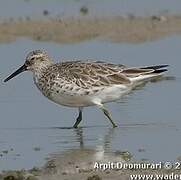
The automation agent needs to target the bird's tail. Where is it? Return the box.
[140,64,168,74]
[126,64,169,82]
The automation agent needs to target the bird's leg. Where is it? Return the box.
[73,107,83,128]
[98,104,117,128]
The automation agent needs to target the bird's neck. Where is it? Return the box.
[33,61,53,79]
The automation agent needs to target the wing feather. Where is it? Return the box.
[57,61,168,89]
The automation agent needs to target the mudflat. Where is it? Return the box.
[1,15,181,44]
[1,149,181,180]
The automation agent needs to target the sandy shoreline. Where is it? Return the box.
[1,148,181,180]
[1,15,181,44]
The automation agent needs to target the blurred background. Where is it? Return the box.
[1,0,181,18]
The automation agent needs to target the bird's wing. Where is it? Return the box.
[59,61,168,88]
[60,61,130,88]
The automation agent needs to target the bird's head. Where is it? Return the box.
[4,50,53,82]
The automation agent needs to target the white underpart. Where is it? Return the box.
[50,84,131,107]
[91,84,131,105]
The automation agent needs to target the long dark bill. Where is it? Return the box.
[4,64,27,82]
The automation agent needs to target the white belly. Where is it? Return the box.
[49,84,131,107]
[49,93,94,107]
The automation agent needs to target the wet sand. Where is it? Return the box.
[1,148,181,180]
[1,15,181,43]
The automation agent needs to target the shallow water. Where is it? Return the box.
[0,36,180,170]
[0,0,181,19]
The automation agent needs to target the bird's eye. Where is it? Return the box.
[31,57,35,61]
